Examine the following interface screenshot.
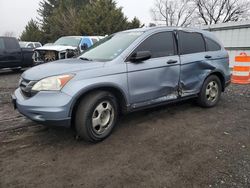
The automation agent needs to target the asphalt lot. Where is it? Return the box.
[0,68,250,188]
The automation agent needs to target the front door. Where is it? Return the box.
[127,31,180,108]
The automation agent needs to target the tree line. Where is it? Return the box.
[20,0,142,43]
[20,0,250,43]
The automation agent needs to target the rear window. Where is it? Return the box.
[205,37,221,51]
[134,32,176,58]
[179,31,205,55]
[4,38,19,50]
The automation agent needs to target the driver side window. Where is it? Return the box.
[134,31,176,58]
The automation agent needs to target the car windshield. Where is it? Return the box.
[79,31,143,62]
[54,36,82,47]
[19,42,28,47]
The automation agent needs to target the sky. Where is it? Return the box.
[0,0,154,37]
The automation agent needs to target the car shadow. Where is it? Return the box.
[0,68,27,76]
[33,99,198,144]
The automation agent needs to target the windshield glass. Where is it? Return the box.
[19,42,27,47]
[54,36,82,47]
[79,31,143,61]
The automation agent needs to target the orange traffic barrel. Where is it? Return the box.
[231,52,250,84]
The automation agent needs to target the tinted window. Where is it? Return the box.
[205,37,221,51]
[4,38,19,50]
[135,32,176,58]
[0,38,5,49]
[179,31,205,55]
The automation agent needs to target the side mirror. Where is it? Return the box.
[130,51,151,62]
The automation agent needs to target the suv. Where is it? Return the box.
[12,27,231,143]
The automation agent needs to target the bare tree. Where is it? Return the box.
[151,0,195,27]
[194,0,250,25]
[4,31,15,37]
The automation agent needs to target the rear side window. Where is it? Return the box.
[4,38,19,50]
[135,32,176,58]
[0,38,5,49]
[205,37,221,51]
[179,31,205,55]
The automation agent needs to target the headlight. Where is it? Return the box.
[32,74,74,91]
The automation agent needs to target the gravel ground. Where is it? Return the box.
[0,69,250,188]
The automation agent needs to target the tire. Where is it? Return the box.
[75,91,118,143]
[197,75,222,108]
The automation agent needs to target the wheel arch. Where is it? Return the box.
[69,84,129,128]
[207,71,226,91]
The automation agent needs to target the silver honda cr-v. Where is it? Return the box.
[12,27,231,143]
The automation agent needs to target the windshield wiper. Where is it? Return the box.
[79,57,93,61]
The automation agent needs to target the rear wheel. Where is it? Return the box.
[197,75,222,108]
[75,91,118,143]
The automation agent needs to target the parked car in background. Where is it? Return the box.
[19,41,42,49]
[12,27,231,143]
[0,37,33,71]
[32,36,104,64]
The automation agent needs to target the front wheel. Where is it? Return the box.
[75,91,118,143]
[197,75,222,108]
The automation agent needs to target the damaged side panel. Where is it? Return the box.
[179,53,214,96]
[179,51,228,97]
[127,56,180,109]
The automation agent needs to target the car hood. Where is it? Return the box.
[22,58,105,81]
[35,45,77,52]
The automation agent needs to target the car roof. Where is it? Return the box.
[122,26,210,35]
[121,26,219,42]
[19,41,41,43]
[59,36,83,39]
[0,36,16,39]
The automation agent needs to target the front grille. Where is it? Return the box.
[19,78,37,98]
[33,50,59,63]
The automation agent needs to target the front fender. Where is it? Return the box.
[62,74,129,116]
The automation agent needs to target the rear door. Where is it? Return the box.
[178,31,208,97]
[127,31,180,108]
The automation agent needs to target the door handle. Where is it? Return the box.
[167,59,178,64]
[205,55,212,59]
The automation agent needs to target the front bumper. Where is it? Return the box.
[12,88,73,127]
[224,73,232,89]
